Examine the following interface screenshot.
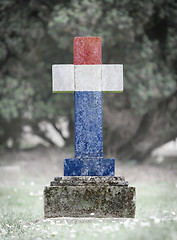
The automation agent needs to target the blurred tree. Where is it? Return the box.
[0,0,176,161]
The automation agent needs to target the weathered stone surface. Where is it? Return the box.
[74,37,102,65]
[74,92,103,160]
[52,64,123,92]
[52,64,74,92]
[51,176,128,186]
[64,158,115,176]
[40,217,135,223]
[44,176,136,218]
[102,64,123,92]
[75,65,102,91]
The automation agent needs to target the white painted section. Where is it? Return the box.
[102,65,123,92]
[75,65,102,91]
[52,64,123,92]
[52,64,74,92]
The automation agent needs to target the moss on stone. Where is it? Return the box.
[44,177,136,218]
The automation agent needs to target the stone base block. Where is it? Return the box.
[44,176,136,218]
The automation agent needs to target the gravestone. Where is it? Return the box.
[44,37,136,218]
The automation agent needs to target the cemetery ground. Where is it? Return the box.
[0,147,177,240]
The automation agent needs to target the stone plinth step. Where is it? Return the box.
[44,176,136,218]
[51,176,128,186]
[40,217,136,223]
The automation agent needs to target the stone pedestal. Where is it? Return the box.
[44,176,136,218]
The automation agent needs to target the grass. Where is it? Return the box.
[0,179,177,240]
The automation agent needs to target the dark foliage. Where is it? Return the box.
[0,0,176,160]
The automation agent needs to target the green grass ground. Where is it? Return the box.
[0,149,177,239]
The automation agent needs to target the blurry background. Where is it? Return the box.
[0,2,177,239]
[0,0,177,163]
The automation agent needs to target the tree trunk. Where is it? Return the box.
[103,90,177,161]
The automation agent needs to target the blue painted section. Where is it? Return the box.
[63,91,115,176]
[74,91,103,159]
[64,158,115,176]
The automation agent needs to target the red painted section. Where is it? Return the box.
[74,37,102,65]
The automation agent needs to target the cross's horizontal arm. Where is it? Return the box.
[52,64,123,92]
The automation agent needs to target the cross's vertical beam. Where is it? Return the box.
[64,37,115,176]
[74,37,103,159]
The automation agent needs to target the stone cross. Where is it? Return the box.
[44,37,135,219]
[52,37,123,176]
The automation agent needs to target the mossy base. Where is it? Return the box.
[44,176,136,218]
